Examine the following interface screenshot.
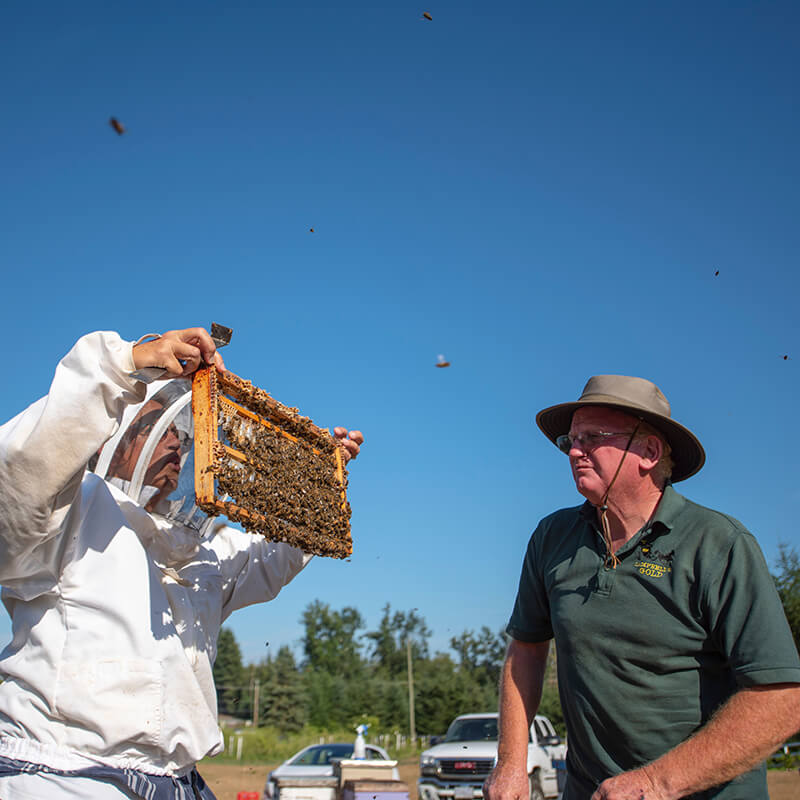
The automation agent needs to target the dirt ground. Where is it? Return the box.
[766,770,800,800]
[198,759,800,800]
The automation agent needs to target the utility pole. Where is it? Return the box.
[253,679,260,727]
[406,638,416,745]
[248,665,254,720]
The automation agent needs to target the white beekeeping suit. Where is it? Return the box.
[0,331,312,796]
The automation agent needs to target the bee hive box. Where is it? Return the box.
[192,366,351,558]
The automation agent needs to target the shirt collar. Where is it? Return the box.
[578,484,686,536]
[647,483,685,535]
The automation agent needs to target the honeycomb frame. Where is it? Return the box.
[192,366,351,558]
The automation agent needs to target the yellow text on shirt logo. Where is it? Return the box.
[634,560,672,579]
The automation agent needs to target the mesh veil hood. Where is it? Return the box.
[93,379,213,535]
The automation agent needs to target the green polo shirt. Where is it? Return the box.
[507,485,800,800]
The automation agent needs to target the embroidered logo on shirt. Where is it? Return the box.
[635,544,674,578]
[634,559,671,578]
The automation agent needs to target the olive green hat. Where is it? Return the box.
[536,374,705,482]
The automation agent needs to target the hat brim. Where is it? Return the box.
[536,400,705,482]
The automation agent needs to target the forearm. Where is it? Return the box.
[215,527,314,619]
[484,639,550,800]
[646,684,800,799]
[496,639,550,766]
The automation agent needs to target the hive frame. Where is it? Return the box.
[192,366,351,558]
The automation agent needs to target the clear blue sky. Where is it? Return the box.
[1,1,798,664]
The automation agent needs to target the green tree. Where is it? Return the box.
[366,604,432,677]
[301,668,370,729]
[414,653,495,735]
[371,676,407,730]
[449,626,507,688]
[261,646,308,731]
[303,669,337,728]
[237,663,266,722]
[773,543,800,650]
[300,600,373,729]
[301,600,365,677]
[213,627,246,717]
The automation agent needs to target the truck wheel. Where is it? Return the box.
[529,772,545,800]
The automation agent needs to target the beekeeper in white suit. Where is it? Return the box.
[0,326,363,799]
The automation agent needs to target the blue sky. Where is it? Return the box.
[1,1,798,664]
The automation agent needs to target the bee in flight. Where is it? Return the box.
[422,12,433,21]
[435,354,450,368]
[109,117,125,135]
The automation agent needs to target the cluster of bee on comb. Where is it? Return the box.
[195,370,352,559]
[221,372,337,446]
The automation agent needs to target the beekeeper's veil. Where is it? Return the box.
[92,379,214,536]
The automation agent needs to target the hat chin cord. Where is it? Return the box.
[596,423,640,569]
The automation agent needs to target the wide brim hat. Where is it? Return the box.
[536,374,705,482]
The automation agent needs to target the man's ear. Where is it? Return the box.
[638,434,664,471]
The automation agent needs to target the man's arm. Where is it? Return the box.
[0,332,147,567]
[591,683,800,800]
[483,638,550,800]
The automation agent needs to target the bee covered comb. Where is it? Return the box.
[192,366,351,558]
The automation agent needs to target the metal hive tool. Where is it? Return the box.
[192,365,352,558]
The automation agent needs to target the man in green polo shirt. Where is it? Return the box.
[483,375,800,800]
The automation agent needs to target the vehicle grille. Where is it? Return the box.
[439,759,494,779]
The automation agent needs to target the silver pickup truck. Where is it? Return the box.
[418,712,566,800]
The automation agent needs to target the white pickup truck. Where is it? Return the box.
[418,712,566,800]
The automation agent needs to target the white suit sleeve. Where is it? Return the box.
[0,332,146,581]
[207,524,314,621]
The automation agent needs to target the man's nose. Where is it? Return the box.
[568,437,588,456]
[164,426,181,446]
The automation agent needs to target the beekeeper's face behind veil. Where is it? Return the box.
[108,399,183,502]
[93,380,213,536]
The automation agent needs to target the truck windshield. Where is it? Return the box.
[444,717,498,742]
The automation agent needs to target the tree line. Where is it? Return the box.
[212,600,560,736]
[213,545,800,737]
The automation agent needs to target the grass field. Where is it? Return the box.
[198,757,800,800]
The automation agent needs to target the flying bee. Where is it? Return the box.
[435,354,451,368]
[422,12,433,20]
[109,117,125,135]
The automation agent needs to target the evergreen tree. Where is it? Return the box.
[303,669,336,728]
[414,653,491,734]
[213,627,246,718]
[261,646,307,731]
[373,677,407,731]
